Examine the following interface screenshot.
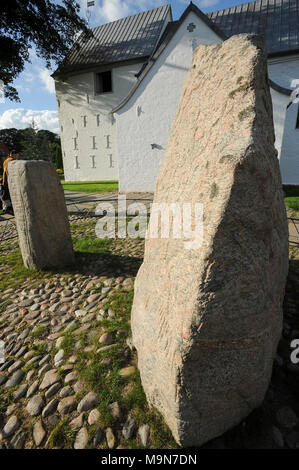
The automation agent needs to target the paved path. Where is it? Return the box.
[64,190,154,215]
[2,191,299,247]
[288,217,299,246]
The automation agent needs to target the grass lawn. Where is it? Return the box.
[285,197,299,212]
[283,185,299,213]
[61,180,118,193]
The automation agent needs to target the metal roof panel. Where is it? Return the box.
[208,0,299,54]
[56,4,171,74]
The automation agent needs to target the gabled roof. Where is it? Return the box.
[54,4,171,75]
[113,2,226,113]
[208,0,299,57]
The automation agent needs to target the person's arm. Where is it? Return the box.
[2,157,13,186]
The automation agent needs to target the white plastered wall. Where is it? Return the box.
[55,61,144,182]
[279,101,299,184]
[115,11,222,193]
[268,55,299,184]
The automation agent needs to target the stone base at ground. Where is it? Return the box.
[8,160,74,270]
[131,34,289,447]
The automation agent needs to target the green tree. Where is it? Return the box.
[0,128,23,152]
[37,129,60,162]
[0,0,90,101]
[20,120,39,160]
[55,144,63,170]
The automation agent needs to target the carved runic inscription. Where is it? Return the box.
[81,115,87,127]
[96,115,100,127]
[73,137,78,150]
[90,155,96,168]
[105,135,111,149]
[74,156,80,169]
[109,154,114,168]
[91,136,97,149]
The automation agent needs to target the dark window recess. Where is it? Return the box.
[96,71,112,93]
[296,106,299,129]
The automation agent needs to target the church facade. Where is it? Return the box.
[53,1,299,190]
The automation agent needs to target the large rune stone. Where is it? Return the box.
[131,34,289,447]
[8,160,74,269]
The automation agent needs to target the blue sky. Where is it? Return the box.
[0,0,247,134]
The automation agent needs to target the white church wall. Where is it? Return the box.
[115,11,222,193]
[280,101,299,184]
[55,61,144,182]
[116,38,299,191]
[268,55,299,184]
[268,54,299,90]
[270,88,288,157]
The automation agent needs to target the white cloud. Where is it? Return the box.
[197,0,221,8]
[23,71,35,83]
[28,48,38,61]
[15,85,31,93]
[38,68,55,94]
[96,0,131,22]
[80,0,164,25]
[179,0,221,9]
[0,109,59,134]
[80,0,222,26]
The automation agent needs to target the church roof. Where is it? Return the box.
[208,0,299,57]
[54,4,172,75]
[54,1,299,78]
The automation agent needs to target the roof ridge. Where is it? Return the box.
[53,3,171,76]
[113,2,226,113]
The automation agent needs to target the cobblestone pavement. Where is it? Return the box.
[0,193,299,449]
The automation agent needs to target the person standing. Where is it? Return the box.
[0,150,19,215]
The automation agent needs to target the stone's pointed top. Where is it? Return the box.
[131,34,288,447]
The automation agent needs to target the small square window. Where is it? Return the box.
[95,71,112,94]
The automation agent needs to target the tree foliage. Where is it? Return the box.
[0,127,23,152]
[0,124,60,161]
[55,144,63,170]
[0,0,89,101]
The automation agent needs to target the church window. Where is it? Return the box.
[95,71,112,94]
